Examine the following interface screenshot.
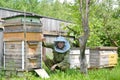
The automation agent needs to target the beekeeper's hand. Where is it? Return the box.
[42,37,46,42]
[51,64,58,71]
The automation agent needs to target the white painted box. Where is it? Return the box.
[69,48,90,69]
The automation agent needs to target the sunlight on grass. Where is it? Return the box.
[0,59,120,80]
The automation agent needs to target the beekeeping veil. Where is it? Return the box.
[54,36,70,53]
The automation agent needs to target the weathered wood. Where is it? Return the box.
[69,48,90,69]
[4,32,24,41]
[26,33,42,41]
[4,32,43,41]
[26,42,42,69]
[90,47,118,68]
[0,27,3,68]
[90,47,118,50]
[3,14,42,71]
[4,41,42,70]
[4,25,42,32]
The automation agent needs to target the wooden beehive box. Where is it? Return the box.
[69,48,90,69]
[90,47,118,68]
[0,19,4,69]
[3,14,43,71]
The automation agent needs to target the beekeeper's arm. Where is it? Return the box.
[42,42,54,49]
[42,37,54,49]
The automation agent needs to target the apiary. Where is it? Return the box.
[90,47,118,68]
[3,14,43,71]
[69,48,90,69]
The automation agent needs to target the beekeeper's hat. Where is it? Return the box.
[54,36,70,53]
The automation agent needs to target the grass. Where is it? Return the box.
[0,59,120,80]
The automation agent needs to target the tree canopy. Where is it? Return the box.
[0,0,120,56]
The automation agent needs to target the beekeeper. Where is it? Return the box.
[42,36,70,71]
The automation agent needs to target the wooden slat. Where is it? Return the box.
[26,26,42,32]
[4,32,43,41]
[4,25,42,32]
[4,41,42,70]
[4,32,24,41]
[70,49,90,68]
[26,33,42,41]
[4,26,24,32]
[90,47,118,50]
[5,56,22,60]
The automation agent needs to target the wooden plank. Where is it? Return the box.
[26,26,42,32]
[34,69,50,78]
[4,25,23,32]
[90,47,118,50]
[4,41,22,55]
[69,49,90,68]
[4,32,24,41]
[26,33,42,41]
[4,25,42,32]
[5,56,22,60]
[4,32,43,42]
[5,61,22,65]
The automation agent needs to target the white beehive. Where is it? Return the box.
[69,48,90,69]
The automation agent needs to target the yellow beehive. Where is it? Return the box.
[90,47,118,68]
[108,53,118,66]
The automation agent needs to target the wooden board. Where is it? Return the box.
[34,69,49,78]
[90,48,118,68]
[4,32,43,41]
[26,42,42,69]
[4,26,23,32]
[26,33,42,41]
[4,41,23,70]
[4,32,24,41]
[69,49,90,69]
[4,41,42,71]
[4,25,42,32]
[108,53,118,65]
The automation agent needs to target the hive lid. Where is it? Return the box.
[2,14,42,26]
[90,47,118,50]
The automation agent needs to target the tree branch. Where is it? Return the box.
[66,26,78,34]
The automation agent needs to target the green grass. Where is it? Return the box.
[1,59,120,80]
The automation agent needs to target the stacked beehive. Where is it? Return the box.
[69,48,90,69]
[3,14,43,71]
[90,47,118,68]
[0,19,4,69]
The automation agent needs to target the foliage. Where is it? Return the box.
[94,0,120,47]
[0,0,120,47]
[65,0,120,48]
[0,0,71,21]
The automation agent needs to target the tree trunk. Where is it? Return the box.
[79,0,90,74]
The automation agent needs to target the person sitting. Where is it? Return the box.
[42,36,71,71]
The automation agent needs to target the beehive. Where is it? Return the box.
[0,19,4,69]
[69,48,90,69]
[90,47,118,68]
[3,14,43,71]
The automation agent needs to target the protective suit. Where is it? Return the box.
[42,36,70,71]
